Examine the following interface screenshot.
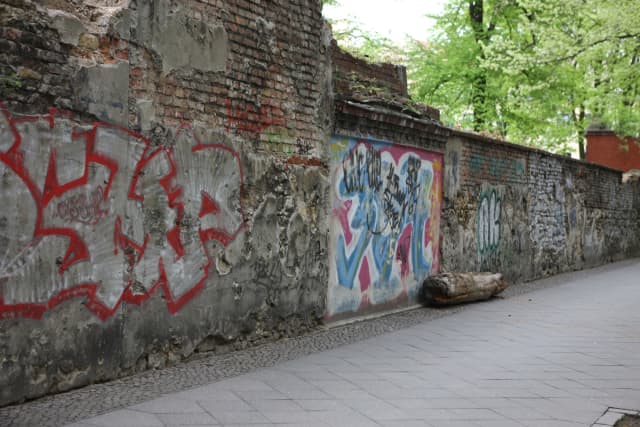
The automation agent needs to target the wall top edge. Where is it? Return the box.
[449,128,626,175]
[335,100,448,136]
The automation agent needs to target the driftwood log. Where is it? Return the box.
[422,272,507,306]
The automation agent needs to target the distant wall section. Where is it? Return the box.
[442,131,640,282]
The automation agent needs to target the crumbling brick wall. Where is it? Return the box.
[2,0,639,408]
[331,45,640,292]
[442,131,640,282]
[0,0,332,406]
[335,105,640,302]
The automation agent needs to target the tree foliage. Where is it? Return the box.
[408,0,640,157]
[322,0,639,157]
[323,5,403,63]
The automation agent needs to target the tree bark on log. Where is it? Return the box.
[422,272,507,306]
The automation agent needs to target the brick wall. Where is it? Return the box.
[442,130,640,282]
[329,100,448,319]
[331,42,440,121]
[2,0,639,408]
[334,100,640,290]
[0,0,332,406]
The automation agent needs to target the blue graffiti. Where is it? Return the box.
[335,142,434,289]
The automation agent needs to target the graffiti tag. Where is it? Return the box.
[469,153,525,182]
[225,98,285,139]
[53,185,108,225]
[477,189,501,257]
[0,103,245,320]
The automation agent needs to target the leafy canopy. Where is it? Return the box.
[325,0,640,157]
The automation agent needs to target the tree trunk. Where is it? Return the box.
[578,134,586,160]
[469,0,487,131]
[422,272,507,306]
[573,105,586,159]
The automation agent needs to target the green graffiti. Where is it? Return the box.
[470,154,525,180]
[470,154,484,175]
[477,189,501,257]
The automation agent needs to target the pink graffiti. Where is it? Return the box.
[359,256,371,292]
[395,224,413,280]
[333,200,353,245]
[224,98,286,139]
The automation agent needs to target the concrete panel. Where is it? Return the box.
[136,0,228,74]
[73,62,129,126]
[48,10,86,46]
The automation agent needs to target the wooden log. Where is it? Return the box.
[422,272,507,306]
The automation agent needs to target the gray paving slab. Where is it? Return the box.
[80,409,165,426]
[155,412,219,426]
[2,259,640,427]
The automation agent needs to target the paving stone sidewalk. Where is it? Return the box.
[2,259,640,426]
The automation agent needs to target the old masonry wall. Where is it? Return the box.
[330,98,640,320]
[441,131,640,282]
[0,0,332,406]
[2,0,640,408]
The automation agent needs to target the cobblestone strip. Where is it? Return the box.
[1,259,637,427]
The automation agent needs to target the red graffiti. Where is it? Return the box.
[53,185,108,225]
[0,103,245,320]
[224,98,286,138]
[286,156,324,167]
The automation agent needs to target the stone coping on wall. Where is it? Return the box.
[335,100,449,144]
[450,128,626,176]
[335,101,626,177]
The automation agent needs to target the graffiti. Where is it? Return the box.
[225,98,285,139]
[53,186,108,225]
[260,127,314,158]
[0,103,245,320]
[569,206,577,228]
[469,153,525,181]
[477,190,501,257]
[329,137,443,318]
[296,138,311,155]
[342,144,382,193]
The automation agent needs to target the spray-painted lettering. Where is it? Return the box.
[53,185,108,225]
[477,189,501,257]
[469,153,525,181]
[225,99,286,139]
[329,137,443,318]
[0,104,245,320]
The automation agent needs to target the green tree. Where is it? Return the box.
[322,0,404,63]
[409,0,640,157]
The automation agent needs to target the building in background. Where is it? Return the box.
[586,127,640,171]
